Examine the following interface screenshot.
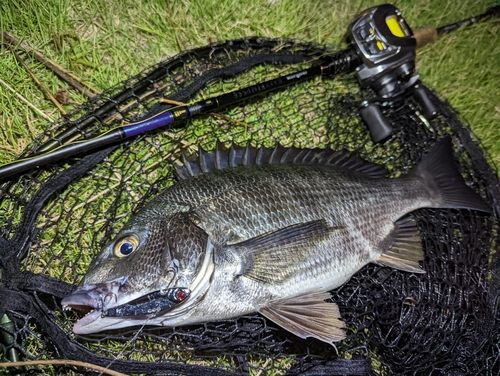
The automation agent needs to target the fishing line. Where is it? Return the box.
[100,321,151,375]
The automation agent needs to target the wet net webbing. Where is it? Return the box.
[0,37,499,375]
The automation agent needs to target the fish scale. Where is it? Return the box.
[61,138,490,345]
[185,165,418,245]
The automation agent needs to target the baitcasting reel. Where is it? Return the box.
[347,4,438,142]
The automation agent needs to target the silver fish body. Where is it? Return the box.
[62,138,490,344]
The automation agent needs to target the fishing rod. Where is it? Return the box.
[0,4,498,181]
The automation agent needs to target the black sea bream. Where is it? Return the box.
[62,137,490,345]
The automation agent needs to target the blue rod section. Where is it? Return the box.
[122,111,175,137]
[0,109,179,180]
[0,53,352,181]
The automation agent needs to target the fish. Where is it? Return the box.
[61,137,490,345]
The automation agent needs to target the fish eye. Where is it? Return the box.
[113,235,140,258]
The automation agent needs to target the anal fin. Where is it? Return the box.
[258,292,345,345]
[376,217,425,274]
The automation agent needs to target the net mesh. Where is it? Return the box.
[0,37,499,375]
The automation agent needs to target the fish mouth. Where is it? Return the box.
[61,281,121,310]
[62,277,186,334]
[70,309,103,333]
[63,286,191,334]
[61,277,126,334]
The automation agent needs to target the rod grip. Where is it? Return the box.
[413,26,438,48]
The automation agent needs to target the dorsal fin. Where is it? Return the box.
[174,143,387,179]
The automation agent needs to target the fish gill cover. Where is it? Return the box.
[0,37,499,375]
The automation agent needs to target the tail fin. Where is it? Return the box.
[411,137,491,213]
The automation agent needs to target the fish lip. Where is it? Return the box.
[61,288,102,310]
[72,309,103,334]
[62,279,123,309]
[61,277,127,332]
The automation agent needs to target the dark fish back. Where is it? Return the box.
[167,161,410,243]
[134,144,399,242]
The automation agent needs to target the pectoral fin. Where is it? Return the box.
[232,220,335,284]
[376,217,425,273]
[259,292,346,344]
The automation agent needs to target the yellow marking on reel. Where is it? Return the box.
[370,28,385,51]
[376,39,384,51]
[386,15,406,37]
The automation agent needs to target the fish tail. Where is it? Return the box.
[412,137,491,212]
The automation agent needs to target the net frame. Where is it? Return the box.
[0,37,498,375]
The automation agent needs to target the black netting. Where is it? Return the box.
[0,37,499,375]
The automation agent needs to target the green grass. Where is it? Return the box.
[0,0,498,167]
[0,0,499,373]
